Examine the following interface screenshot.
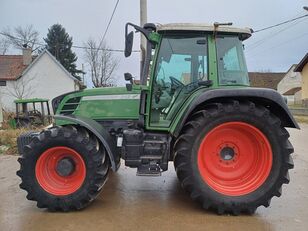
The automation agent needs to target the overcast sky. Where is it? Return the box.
[1,0,307,86]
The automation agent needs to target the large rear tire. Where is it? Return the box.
[17,125,110,211]
[174,100,294,215]
[17,131,38,155]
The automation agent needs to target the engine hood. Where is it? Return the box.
[54,87,141,120]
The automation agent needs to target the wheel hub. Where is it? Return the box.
[35,146,86,196]
[56,157,76,176]
[219,147,235,161]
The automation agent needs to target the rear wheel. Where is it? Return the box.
[174,100,294,215]
[17,125,110,211]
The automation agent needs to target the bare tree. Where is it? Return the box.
[1,25,39,50]
[0,37,10,55]
[84,38,119,87]
[2,76,36,99]
[1,68,37,99]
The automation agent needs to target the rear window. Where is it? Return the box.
[216,36,249,85]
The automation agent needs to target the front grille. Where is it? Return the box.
[60,97,81,115]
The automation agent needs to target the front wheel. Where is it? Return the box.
[174,100,294,215]
[17,125,110,211]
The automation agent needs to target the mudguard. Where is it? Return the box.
[54,115,119,171]
[174,88,300,137]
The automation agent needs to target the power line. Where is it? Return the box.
[253,14,308,33]
[71,44,139,53]
[0,0,129,53]
[97,0,120,51]
[0,31,140,53]
[247,17,308,50]
[246,32,308,59]
[247,12,307,49]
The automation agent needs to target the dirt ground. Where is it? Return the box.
[0,124,308,231]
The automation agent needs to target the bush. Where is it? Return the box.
[1,110,16,130]
[0,128,28,155]
[294,115,308,124]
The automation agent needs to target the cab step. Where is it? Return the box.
[137,164,161,176]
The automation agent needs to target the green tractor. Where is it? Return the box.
[17,22,298,215]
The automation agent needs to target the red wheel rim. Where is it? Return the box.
[198,122,272,196]
[35,147,86,196]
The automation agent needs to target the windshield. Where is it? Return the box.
[216,36,249,85]
[150,33,208,127]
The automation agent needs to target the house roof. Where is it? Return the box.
[283,87,302,96]
[22,49,79,82]
[294,53,308,72]
[248,72,285,90]
[0,55,31,80]
[0,50,80,83]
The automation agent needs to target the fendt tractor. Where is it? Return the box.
[17,22,298,215]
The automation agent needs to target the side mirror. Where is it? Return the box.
[126,83,132,91]
[125,31,134,57]
[124,72,133,82]
[124,73,133,91]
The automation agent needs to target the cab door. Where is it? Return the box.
[146,33,209,129]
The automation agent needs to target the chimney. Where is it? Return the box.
[22,47,32,66]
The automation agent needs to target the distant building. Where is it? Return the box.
[277,65,302,105]
[248,72,285,90]
[0,48,82,112]
[294,53,308,107]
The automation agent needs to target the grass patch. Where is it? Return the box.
[294,115,308,124]
[0,127,43,155]
[0,110,46,154]
[0,128,29,155]
[288,104,305,109]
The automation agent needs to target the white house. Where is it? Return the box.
[277,65,302,105]
[0,48,81,112]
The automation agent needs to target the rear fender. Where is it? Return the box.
[54,115,119,171]
[173,88,300,137]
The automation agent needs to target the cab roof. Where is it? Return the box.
[156,23,252,40]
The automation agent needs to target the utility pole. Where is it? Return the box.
[140,0,147,76]
[0,85,3,127]
[82,63,85,84]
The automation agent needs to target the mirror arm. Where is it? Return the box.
[125,23,151,41]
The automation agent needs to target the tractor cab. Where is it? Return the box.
[13,98,51,128]
[124,22,252,127]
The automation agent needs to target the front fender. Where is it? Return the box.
[54,115,119,171]
[173,87,299,137]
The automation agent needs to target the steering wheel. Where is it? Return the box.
[169,76,184,95]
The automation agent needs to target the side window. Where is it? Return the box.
[216,36,249,85]
[222,47,240,71]
[156,54,191,84]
